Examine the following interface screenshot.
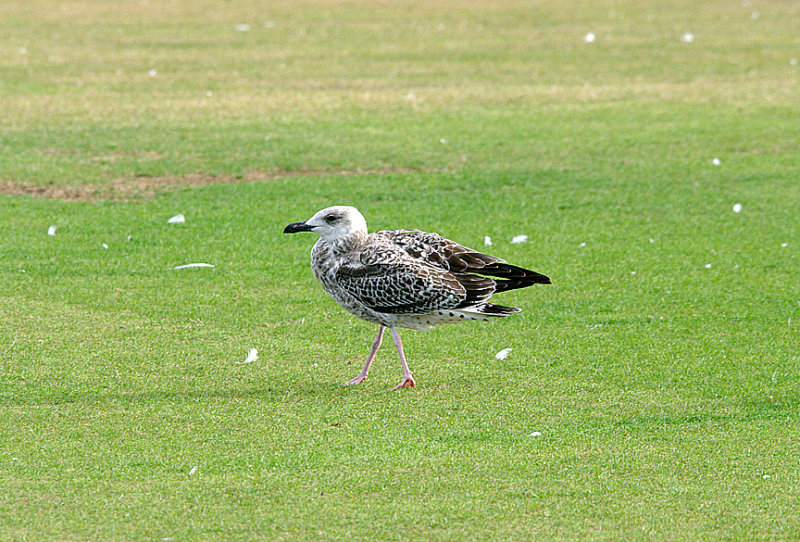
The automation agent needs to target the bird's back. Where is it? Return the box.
[374,229,551,292]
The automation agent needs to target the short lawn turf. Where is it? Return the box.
[1,1,799,540]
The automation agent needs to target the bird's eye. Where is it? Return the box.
[325,214,339,224]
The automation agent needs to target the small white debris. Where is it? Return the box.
[238,348,258,364]
[583,32,596,43]
[529,431,542,438]
[494,348,512,360]
[712,157,721,166]
[189,466,198,475]
[781,242,788,248]
[750,11,760,20]
[312,363,319,368]
[630,271,637,275]
[205,90,213,97]
[704,263,712,269]
[681,32,695,43]
[405,90,416,101]
[168,213,185,224]
[173,263,215,269]
[47,225,57,236]
[511,235,528,244]
[19,47,28,55]
[439,137,447,144]
[148,68,157,77]
[578,242,587,248]
[127,235,133,241]
[791,58,798,67]
[649,238,655,244]
[102,243,109,250]
[3,331,18,355]
[484,236,492,246]
[234,23,251,32]
[732,203,743,213]
[12,457,19,461]
[762,474,771,479]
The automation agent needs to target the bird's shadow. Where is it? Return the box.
[2,380,426,407]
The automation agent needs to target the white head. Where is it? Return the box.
[283,206,368,241]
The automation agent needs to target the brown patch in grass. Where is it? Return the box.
[0,181,110,201]
[0,166,427,202]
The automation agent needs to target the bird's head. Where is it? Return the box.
[283,206,368,241]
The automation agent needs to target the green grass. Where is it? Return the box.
[2,1,799,540]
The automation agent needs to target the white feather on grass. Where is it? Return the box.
[173,263,215,269]
[238,348,258,364]
[494,348,512,360]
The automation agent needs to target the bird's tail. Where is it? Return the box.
[475,303,521,316]
[453,303,521,320]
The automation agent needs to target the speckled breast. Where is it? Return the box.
[310,239,387,326]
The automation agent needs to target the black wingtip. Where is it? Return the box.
[533,272,552,285]
[481,264,551,292]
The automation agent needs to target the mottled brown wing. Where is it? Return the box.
[375,229,551,291]
[374,229,498,272]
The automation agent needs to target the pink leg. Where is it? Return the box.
[388,326,416,390]
[344,325,384,386]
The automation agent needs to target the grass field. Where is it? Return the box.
[1,0,799,540]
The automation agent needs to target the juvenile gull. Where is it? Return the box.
[284,206,551,390]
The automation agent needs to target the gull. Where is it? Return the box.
[283,206,551,390]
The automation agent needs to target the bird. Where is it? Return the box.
[283,206,551,390]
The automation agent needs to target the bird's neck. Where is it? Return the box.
[320,230,368,255]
